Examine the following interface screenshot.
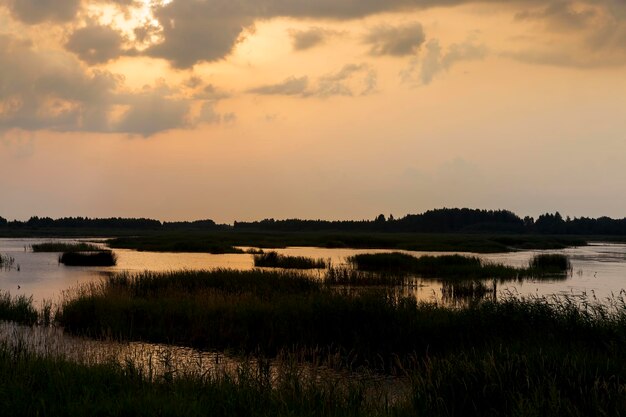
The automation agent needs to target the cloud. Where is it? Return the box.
[144,1,255,68]
[66,22,126,64]
[114,91,190,136]
[248,76,310,96]
[248,64,377,97]
[0,34,229,136]
[364,23,426,56]
[289,27,338,51]
[515,1,597,31]
[3,0,81,24]
[316,64,377,97]
[418,38,487,84]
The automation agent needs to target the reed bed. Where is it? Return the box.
[57,268,626,371]
[324,267,408,286]
[348,252,571,279]
[254,251,328,269]
[31,242,103,252]
[59,250,117,267]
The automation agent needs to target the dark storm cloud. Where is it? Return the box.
[364,23,426,56]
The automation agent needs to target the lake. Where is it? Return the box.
[1,238,625,307]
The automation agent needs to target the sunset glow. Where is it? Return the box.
[0,0,624,222]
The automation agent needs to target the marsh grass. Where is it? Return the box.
[254,251,328,269]
[109,234,244,254]
[0,253,15,270]
[107,232,586,254]
[31,242,103,252]
[0,343,395,417]
[0,291,38,325]
[528,253,572,275]
[56,268,625,372]
[325,267,409,286]
[59,251,117,267]
[349,252,572,280]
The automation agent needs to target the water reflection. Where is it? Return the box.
[0,238,625,306]
[0,320,407,400]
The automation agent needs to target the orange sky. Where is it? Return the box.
[0,0,625,222]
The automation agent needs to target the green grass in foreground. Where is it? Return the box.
[57,269,619,370]
[59,250,117,267]
[31,242,102,252]
[254,251,328,269]
[348,252,571,279]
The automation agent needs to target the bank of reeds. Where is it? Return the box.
[0,291,38,325]
[348,252,571,279]
[254,251,328,269]
[325,267,408,286]
[59,250,117,267]
[31,242,102,252]
[56,269,624,370]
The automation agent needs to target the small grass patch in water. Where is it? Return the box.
[0,253,16,270]
[254,251,328,269]
[59,251,117,267]
[528,253,572,275]
[349,252,572,280]
[348,252,521,279]
[32,242,102,252]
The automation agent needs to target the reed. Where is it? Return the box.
[528,253,572,274]
[59,250,117,267]
[0,291,38,325]
[31,242,102,252]
[56,268,626,371]
[254,251,328,269]
[349,252,572,280]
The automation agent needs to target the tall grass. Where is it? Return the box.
[57,269,626,371]
[59,251,117,267]
[254,251,328,269]
[0,253,15,270]
[31,242,102,252]
[349,252,572,279]
[528,253,572,274]
[0,291,38,325]
[0,343,395,417]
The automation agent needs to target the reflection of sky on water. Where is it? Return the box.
[0,238,625,306]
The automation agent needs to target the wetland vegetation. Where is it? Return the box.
[2,266,625,416]
[58,250,118,267]
[348,252,571,279]
[31,242,102,252]
[253,251,328,269]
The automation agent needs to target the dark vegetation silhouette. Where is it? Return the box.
[58,251,117,267]
[1,209,625,236]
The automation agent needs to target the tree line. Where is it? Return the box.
[1,209,625,235]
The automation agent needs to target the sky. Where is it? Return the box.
[0,0,625,223]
